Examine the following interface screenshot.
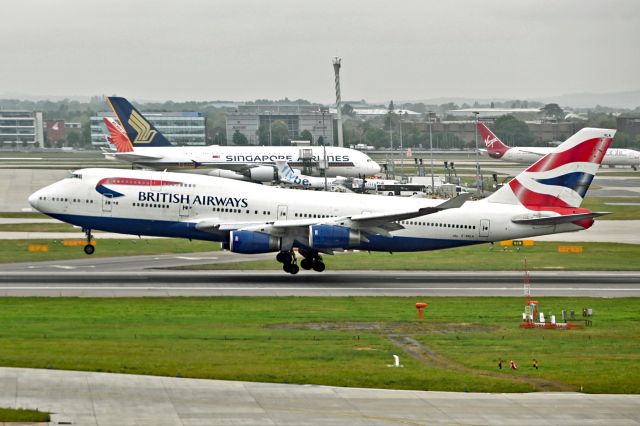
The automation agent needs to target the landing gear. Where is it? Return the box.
[277,250,299,275]
[83,228,95,255]
[299,248,325,273]
[277,249,325,274]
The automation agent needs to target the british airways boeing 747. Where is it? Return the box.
[30,127,614,274]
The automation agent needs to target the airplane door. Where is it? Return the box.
[277,205,288,221]
[179,201,190,218]
[102,194,113,216]
[479,219,490,237]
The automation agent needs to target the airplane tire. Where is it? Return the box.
[276,251,289,263]
[300,258,313,270]
[312,261,325,272]
[289,264,300,275]
[84,244,95,255]
[282,263,292,273]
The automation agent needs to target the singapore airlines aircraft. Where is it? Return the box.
[30,127,614,274]
[478,121,640,170]
[104,97,381,182]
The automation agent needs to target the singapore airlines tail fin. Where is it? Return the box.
[103,117,134,153]
[477,122,511,158]
[106,97,173,148]
[486,127,615,210]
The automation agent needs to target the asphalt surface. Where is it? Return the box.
[0,270,638,297]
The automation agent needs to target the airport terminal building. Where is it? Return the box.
[0,110,44,148]
[90,111,206,147]
[226,105,335,146]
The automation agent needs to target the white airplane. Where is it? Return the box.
[29,127,614,274]
[275,161,348,190]
[478,121,640,170]
[104,97,381,181]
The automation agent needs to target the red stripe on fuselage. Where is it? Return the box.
[526,137,612,173]
[97,177,183,187]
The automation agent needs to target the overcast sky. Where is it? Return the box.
[1,0,639,103]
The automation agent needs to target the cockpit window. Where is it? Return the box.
[70,173,82,179]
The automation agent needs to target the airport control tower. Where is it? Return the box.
[333,57,344,147]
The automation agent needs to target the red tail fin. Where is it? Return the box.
[477,122,510,158]
[103,117,134,153]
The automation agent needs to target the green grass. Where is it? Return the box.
[581,197,640,220]
[0,239,220,263]
[0,407,50,422]
[0,212,49,219]
[0,222,79,232]
[0,297,637,393]
[173,242,640,271]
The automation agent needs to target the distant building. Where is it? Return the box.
[351,108,421,119]
[616,114,640,139]
[45,120,66,143]
[0,110,44,148]
[226,105,335,146]
[91,111,206,146]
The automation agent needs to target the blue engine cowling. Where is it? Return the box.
[229,230,281,254]
[309,224,361,249]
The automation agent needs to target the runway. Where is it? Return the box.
[0,270,638,296]
[4,367,639,426]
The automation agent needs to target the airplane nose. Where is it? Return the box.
[28,191,40,210]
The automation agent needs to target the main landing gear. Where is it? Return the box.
[83,228,95,255]
[276,250,299,274]
[276,249,326,274]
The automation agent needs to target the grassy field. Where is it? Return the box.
[0,238,220,263]
[0,222,79,232]
[0,408,50,422]
[581,197,640,220]
[173,242,640,271]
[0,297,637,394]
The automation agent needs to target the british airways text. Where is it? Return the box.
[138,192,248,208]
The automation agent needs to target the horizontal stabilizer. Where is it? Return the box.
[511,212,609,226]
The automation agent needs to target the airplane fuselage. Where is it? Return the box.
[494,147,640,167]
[114,145,380,178]
[29,168,588,253]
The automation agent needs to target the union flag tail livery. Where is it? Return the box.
[477,121,511,158]
[103,117,134,153]
[487,127,615,213]
[106,97,173,147]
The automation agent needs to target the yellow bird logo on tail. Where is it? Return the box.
[128,110,157,144]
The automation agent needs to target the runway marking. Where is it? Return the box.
[51,265,76,270]
[0,286,638,292]
[175,256,219,260]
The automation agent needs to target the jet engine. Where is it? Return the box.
[242,165,277,182]
[229,230,281,254]
[309,224,361,249]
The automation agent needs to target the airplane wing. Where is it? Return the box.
[195,193,471,236]
[516,149,546,157]
[511,212,609,226]
[106,152,164,161]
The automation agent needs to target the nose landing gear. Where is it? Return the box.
[83,228,95,255]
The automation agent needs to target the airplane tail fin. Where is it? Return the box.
[477,122,510,158]
[486,127,615,210]
[103,117,134,153]
[275,160,309,187]
[106,97,173,147]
